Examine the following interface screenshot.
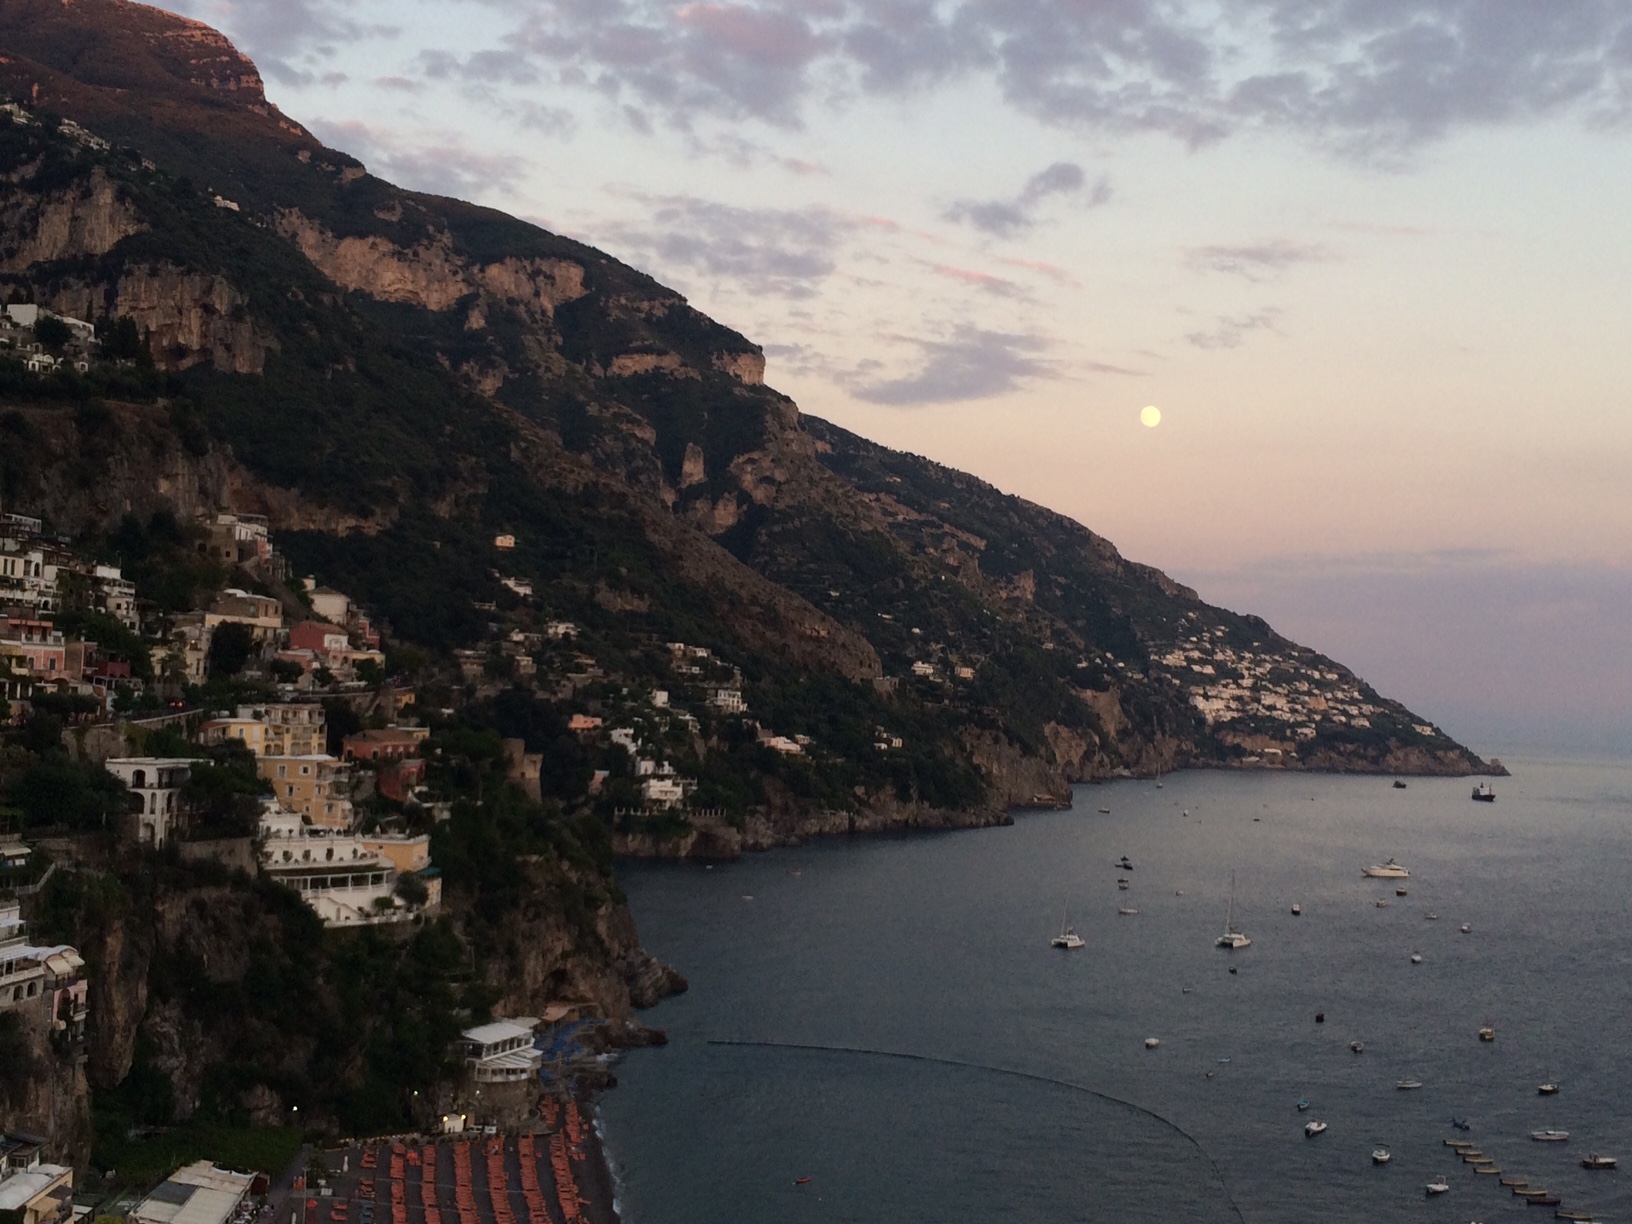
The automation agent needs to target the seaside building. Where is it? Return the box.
[459,1018,541,1083]
[0,1162,72,1224]
[256,755,353,828]
[257,808,410,925]
[131,1162,254,1224]
[0,903,87,1039]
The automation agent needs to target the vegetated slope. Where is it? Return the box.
[0,0,1492,791]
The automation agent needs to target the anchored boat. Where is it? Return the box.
[1362,858,1410,879]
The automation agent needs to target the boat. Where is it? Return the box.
[1050,897,1085,949]
[1581,1153,1617,1169]
[1304,1120,1327,1138]
[1410,953,1423,964]
[1451,1117,1472,1131]
[1425,912,1439,920]
[793,1177,811,1186]
[1395,886,1408,896]
[1472,781,1496,802]
[1538,1083,1560,1095]
[1097,807,1111,814]
[1216,873,1251,949]
[1362,858,1410,879]
[1396,1079,1424,1090]
[1375,899,1390,908]
[1144,1037,1160,1049]
[1462,923,1473,934]
[1117,907,1139,915]
[1479,1027,1495,1042]
[1117,857,1133,870]
[1371,1148,1391,1164]
[1517,1188,1552,1199]
[1351,1041,1364,1053]
[1118,879,1131,890]
[1445,1138,1473,1149]
[1425,1179,1450,1195]
[1500,1177,1527,1186]
[1556,1212,1597,1221]
[1290,903,1301,915]
[1532,1130,1570,1142]
[1296,1099,1311,1112]
[1392,779,1407,789]
[1475,1165,1501,1175]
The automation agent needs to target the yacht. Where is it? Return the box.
[1216,874,1251,949]
[1051,899,1085,948]
[1304,1120,1327,1138]
[1371,1148,1391,1164]
[1362,858,1410,879]
[1581,1153,1617,1169]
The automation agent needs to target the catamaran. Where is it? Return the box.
[1051,899,1085,949]
[1216,873,1251,949]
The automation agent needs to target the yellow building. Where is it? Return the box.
[257,755,354,828]
[198,717,269,755]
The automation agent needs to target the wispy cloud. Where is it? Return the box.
[1185,239,1334,280]
[846,325,1054,405]
[1185,308,1282,350]
[945,160,1110,237]
[310,118,535,197]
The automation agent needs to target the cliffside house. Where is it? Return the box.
[460,1018,541,1083]
[640,777,687,808]
[708,688,746,714]
[288,620,348,655]
[90,564,138,631]
[203,589,283,641]
[0,903,86,1040]
[205,513,271,569]
[103,758,198,846]
[0,545,58,616]
[252,702,326,756]
[258,808,418,925]
[0,1162,72,1224]
[256,755,354,829]
[341,727,427,762]
[131,1162,255,1224]
[0,618,63,679]
[199,716,269,756]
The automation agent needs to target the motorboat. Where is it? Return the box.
[1396,1080,1424,1090]
[1351,1041,1365,1053]
[1461,923,1473,934]
[1445,1138,1473,1149]
[1538,1083,1560,1095]
[1296,1099,1311,1112]
[1425,1179,1449,1195]
[1410,953,1423,964]
[1479,1027,1496,1042]
[1118,907,1139,915]
[1290,904,1302,915]
[1216,873,1251,949]
[1472,781,1496,802]
[1395,886,1408,896]
[1581,1153,1617,1169]
[1304,1120,1327,1138]
[1362,858,1410,879]
[1144,1037,1160,1049]
[1531,1131,1570,1142]
[1371,1148,1391,1164]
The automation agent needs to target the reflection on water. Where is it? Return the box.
[601,760,1632,1223]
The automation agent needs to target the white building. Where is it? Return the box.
[0,543,58,615]
[90,565,139,631]
[103,758,197,847]
[131,1162,254,1224]
[460,1018,541,1083]
[640,777,686,808]
[708,688,746,714]
[258,807,407,926]
[0,1162,72,1224]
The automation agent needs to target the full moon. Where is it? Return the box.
[1140,405,1162,428]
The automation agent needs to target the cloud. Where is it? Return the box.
[310,118,534,197]
[1185,239,1335,279]
[1185,308,1282,349]
[602,196,853,297]
[846,325,1053,405]
[163,0,398,86]
[410,2,1632,159]
[945,160,1110,237]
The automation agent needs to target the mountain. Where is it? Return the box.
[0,0,1493,842]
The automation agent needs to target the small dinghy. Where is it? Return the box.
[1410,953,1423,964]
[1425,912,1439,920]
[1144,1037,1160,1049]
[1531,1130,1570,1142]
[1396,1079,1423,1090]
[1118,907,1139,915]
[1304,1120,1327,1138]
[1395,887,1408,896]
[1581,1153,1617,1169]
[1351,1041,1364,1054]
[1461,923,1473,933]
[1296,1099,1311,1112]
[1425,1178,1450,1195]
[1538,1083,1560,1095]
[1371,1148,1391,1165]
[1479,1026,1496,1042]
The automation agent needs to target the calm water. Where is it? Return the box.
[599,760,1632,1222]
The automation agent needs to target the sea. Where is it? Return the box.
[597,758,1632,1223]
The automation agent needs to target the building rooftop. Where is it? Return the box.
[133,1162,255,1224]
[0,1165,69,1211]
[461,1018,538,1047]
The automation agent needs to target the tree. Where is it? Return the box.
[207,622,256,677]
[32,315,70,350]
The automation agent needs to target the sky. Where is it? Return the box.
[156,0,1632,757]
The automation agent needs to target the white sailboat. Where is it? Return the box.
[1216,873,1251,949]
[1051,898,1085,949]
